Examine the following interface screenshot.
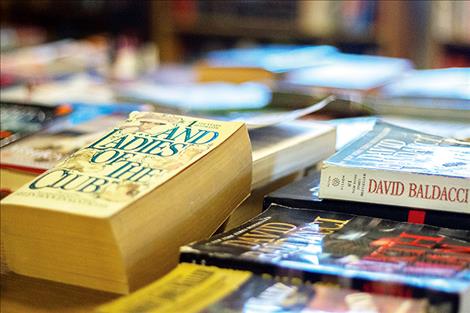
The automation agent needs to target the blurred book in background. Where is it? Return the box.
[283,53,413,99]
[195,44,337,84]
[365,68,470,120]
[0,101,71,148]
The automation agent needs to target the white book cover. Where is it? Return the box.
[319,122,470,213]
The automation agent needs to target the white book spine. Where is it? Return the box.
[319,165,470,214]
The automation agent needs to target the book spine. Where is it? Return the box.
[319,165,470,214]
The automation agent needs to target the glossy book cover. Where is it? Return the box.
[319,122,470,213]
[2,112,245,217]
[181,204,470,313]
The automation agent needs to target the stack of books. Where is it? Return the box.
[94,121,469,312]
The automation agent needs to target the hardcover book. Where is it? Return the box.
[180,204,470,313]
[98,263,428,313]
[319,122,470,213]
[264,171,470,230]
[1,112,252,293]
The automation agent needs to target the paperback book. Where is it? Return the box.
[319,122,470,213]
[181,204,470,313]
[1,112,252,293]
[264,171,470,230]
[98,263,429,313]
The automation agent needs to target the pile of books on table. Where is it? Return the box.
[96,121,470,313]
[3,112,468,312]
[1,43,469,313]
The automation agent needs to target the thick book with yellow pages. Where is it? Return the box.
[1,112,252,294]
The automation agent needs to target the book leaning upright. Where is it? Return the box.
[319,122,470,214]
[1,112,252,293]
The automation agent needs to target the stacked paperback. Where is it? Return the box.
[1,112,252,293]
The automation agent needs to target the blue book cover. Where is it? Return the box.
[204,44,338,73]
[364,68,470,120]
[285,53,413,90]
[181,204,470,313]
[319,122,470,213]
[380,68,470,101]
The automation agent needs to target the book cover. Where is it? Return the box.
[379,68,470,101]
[98,263,429,313]
[1,111,252,293]
[181,204,470,313]
[0,101,71,148]
[284,53,413,91]
[319,122,470,213]
[264,171,470,230]
[365,68,470,120]
[2,112,243,216]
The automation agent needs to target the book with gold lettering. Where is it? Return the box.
[98,263,429,313]
[180,204,470,313]
[1,112,252,293]
[319,122,470,214]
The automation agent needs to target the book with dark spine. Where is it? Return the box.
[264,171,470,230]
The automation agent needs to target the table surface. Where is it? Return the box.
[1,270,118,313]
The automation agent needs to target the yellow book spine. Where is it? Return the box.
[98,263,251,313]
